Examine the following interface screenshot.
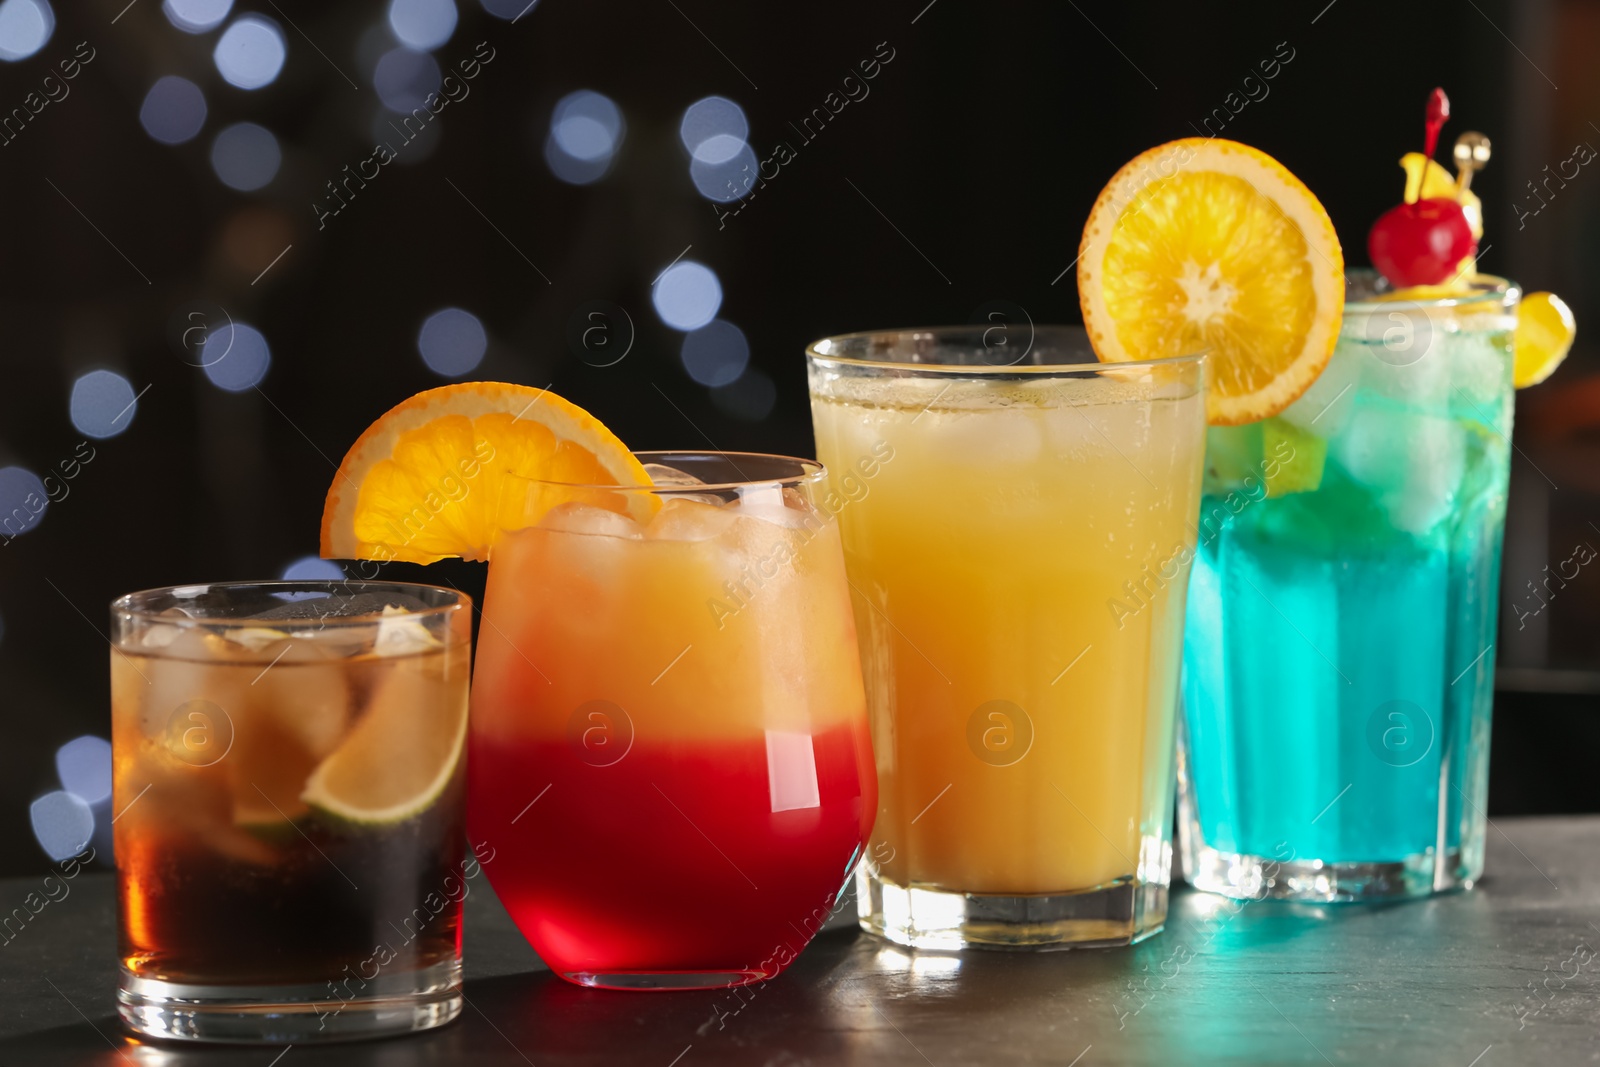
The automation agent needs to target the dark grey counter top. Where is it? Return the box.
[3,816,1598,1065]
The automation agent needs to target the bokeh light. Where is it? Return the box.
[679,96,748,161]
[281,556,344,581]
[201,322,271,391]
[0,0,52,63]
[680,319,749,387]
[210,122,281,191]
[214,15,286,90]
[388,0,456,51]
[652,261,721,331]
[418,307,487,377]
[0,466,47,536]
[544,89,623,186]
[681,95,756,202]
[690,143,760,203]
[69,370,138,439]
[139,76,207,146]
[480,0,533,18]
[373,47,441,114]
[29,791,91,862]
[162,0,231,33]
[55,736,112,806]
[712,367,777,421]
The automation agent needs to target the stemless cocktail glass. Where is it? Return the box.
[469,452,876,989]
[806,326,1207,949]
[1179,271,1518,901]
[111,581,471,1043]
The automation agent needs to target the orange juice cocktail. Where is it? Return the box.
[807,326,1206,949]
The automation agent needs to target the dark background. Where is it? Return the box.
[0,0,1595,875]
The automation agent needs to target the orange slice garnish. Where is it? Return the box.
[320,383,651,564]
[1078,138,1345,425]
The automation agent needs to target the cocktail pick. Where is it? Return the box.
[1410,87,1451,203]
[1453,132,1491,197]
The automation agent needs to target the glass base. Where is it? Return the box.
[564,969,769,991]
[117,959,462,1044]
[1181,839,1473,902]
[856,866,1167,950]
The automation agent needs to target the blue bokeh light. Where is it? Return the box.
[210,122,281,191]
[712,367,778,422]
[0,466,47,537]
[544,90,623,186]
[139,76,207,146]
[652,261,722,331]
[388,0,456,50]
[201,322,271,391]
[162,0,231,33]
[69,370,138,439]
[373,47,441,114]
[30,791,92,862]
[418,307,487,377]
[214,15,286,90]
[0,0,53,62]
[680,319,749,387]
[281,556,344,581]
[55,736,113,806]
[679,96,748,161]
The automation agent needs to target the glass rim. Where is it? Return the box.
[508,450,827,494]
[1343,269,1519,313]
[111,579,470,626]
[804,324,1207,375]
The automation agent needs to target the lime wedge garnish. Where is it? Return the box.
[301,661,466,825]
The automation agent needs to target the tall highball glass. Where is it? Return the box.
[807,326,1207,949]
[1179,271,1518,901]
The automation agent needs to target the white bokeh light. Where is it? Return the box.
[70,370,139,439]
[30,791,92,862]
[680,319,749,387]
[0,0,52,63]
[374,47,440,113]
[201,322,270,391]
[418,307,487,377]
[214,15,286,90]
[692,133,745,165]
[690,142,760,203]
[0,466,46,537]
[281,556,344,581]
[140,76,207,146]
[652,261,721,331]
[680,96,748,161]
[56,736,112,806]
[544,89,623,186]
[210,122,281,191]
[162,0,231,33]
[388,0,456,50]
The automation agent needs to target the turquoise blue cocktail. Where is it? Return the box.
[1178,271,1517,901]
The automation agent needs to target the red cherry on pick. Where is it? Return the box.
[1367,197,1476,288]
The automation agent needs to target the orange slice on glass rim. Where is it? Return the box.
[320,382,652,564]
[1077,138,1345,425]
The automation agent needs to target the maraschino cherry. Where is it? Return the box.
[1368,88,1477,287]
